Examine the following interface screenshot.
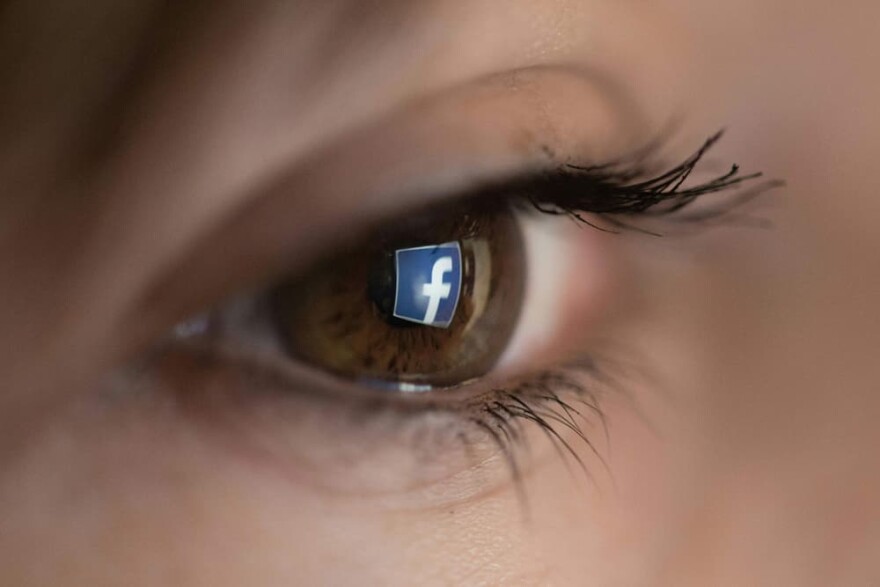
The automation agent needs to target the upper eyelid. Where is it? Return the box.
[132,65,641,341]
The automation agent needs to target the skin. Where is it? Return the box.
[1,0,879,584]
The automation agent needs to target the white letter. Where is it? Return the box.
[421,257,453,324]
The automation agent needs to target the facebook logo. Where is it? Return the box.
[393,242,462,328]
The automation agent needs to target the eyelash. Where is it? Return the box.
[465,361,610,495]
[496,130,779,234]
[418,130,776,490]
[162,131,775,494]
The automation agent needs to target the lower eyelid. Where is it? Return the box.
[133,343,512,502]
[134,338,609,506]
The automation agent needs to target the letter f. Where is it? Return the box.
[421,256,453,324]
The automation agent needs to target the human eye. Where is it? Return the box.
[132,110,770,501]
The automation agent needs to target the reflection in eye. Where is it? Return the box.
[273,202,525,390]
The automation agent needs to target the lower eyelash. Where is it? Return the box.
[463,361,613,502]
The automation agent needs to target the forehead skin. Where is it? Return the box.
[1,0,880,585]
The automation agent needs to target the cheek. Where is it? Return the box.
[0,388,558,586]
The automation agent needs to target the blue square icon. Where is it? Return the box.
[393,242,462,328]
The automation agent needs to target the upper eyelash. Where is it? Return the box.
[469,130,781,234]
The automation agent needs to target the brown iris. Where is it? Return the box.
[272,202,525,389]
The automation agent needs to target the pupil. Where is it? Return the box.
[367,248,416,328]
[367,249,396,319]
